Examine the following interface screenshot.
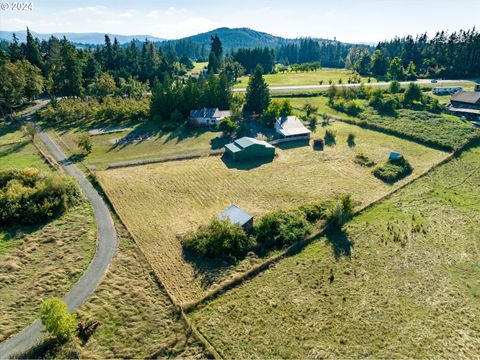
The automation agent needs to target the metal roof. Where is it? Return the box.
[225,143,242,153]
[275,116,311,137]
[218,205,253,226]
[190,108,231,118]
[451,91,480,105]
[234,137,274,149]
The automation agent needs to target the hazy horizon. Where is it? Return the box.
[0,0,478,43]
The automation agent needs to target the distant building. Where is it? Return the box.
[448,91,480,121]
[432,86,463,95]
[275,116,311,138]
[189,108,232,127]
[218,204,254,231]
[224,137,275,161]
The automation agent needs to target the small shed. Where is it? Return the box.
[224,137,275,161]
[389,152,402,160]
[218,205,254,230]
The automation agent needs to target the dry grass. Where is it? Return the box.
[97,121,447,304]
[189,145,480,358]
[0,202,96,342]
[74,222,206,359]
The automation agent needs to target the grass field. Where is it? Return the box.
[48,123,221,169]
[74,222,206,358]
[189,62,208,74]
[0,122,50,171]
[0,202,96,342]
[97,121,447,304]
[235,68,377,88]
[189,144,480,358]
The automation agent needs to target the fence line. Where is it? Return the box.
[106,149,225,169]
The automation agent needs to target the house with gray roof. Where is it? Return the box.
[448,91,480,121]
[275,116,311,138]
[218,204,254,230]
[224,137,275,161]
[189,108,232,127]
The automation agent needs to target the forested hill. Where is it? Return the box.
[177,27,295,50]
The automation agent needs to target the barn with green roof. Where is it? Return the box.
[224,137,275,161]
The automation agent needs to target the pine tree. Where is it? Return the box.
[243,66,270,115]
[25,28,43,69]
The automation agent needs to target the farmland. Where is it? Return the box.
[189,144,480,358]
[235,68,377,88]
[97,121,447,304]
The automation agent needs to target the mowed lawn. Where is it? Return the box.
[49,124,221,169]
[97,121,447,304]
[189,145,480,359]
[235,68,377,88]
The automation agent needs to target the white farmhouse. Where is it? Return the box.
[189,108,232,127]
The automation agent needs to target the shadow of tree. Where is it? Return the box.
[325,227,352,260]
[0,141,28,157]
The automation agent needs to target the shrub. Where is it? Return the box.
[324,194,354,227]
[0,168,80,226]
[347,132,356,146]
[313,138,324,150]
[40,298,77,342]
[182,219,253,259]
[344,101,363,116]
[324,129,337,145]
[373,156,413,183]
[170,109,184,123]
[299,201,328,222]
[219,117,237,135]
[77,133,93,155]
[255,210,310,249]
[354,153,375,167]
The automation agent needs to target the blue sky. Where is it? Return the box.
[1,0,479,43]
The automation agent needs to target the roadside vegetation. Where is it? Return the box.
[74,222,206,358]
[0,201,96,342]
[0,168,80,226]
[189,144,480,358]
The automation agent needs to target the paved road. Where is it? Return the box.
[0,103,118,358]
[232,79,473,93]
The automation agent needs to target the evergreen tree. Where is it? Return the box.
[210,35,223,59]
[8,33,23,62]
[25,28,43,69]
[243,66,270,115]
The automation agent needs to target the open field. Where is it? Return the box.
[190,62,208,74]
[189,144,480,358]
[48,123,221,169]
[74,222,206,358]
[0,123,50,171]
[235,68,377,88]
[97,121,447,304]
[0,202,96,342]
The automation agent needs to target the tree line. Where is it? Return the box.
[0,28,190,113]
[347,28,480,79]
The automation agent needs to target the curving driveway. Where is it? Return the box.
[0,104,118,358]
